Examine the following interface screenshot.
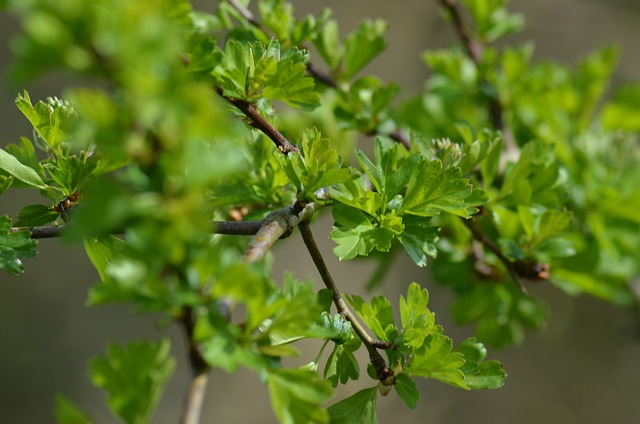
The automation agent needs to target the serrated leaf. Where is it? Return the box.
[90,339,175,424]
[401,160,475,217]
[399,282,435,348]
[454,338,506,389]
[43,154,98,195]
[346,294,396,342]
[328,386,378,424]
[14,204,59,227]
[277,128,350,195]
[394,373,420,409]
[267,367,333,424]
[330,203,397,260]
[313,19,341,70]
[54,395,94,424]
[406,333,467,389]
[0,215,38,275]
[343,19,388,79]
[324,338,361,387]
[262,47,320,110]
[398,215,439,267]
[15,91,78,153]
[0,148,47,189]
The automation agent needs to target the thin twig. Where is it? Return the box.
[438,0,517,155]
[462,217,528,294]
[220,92,300,155]
[223,0,410,150]
[298,221,394,384]
[179,305,210,424]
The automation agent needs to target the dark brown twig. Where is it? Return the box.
[298,221,394,384]
[438,0,517,154]
[462,217,529,294]
[223,0,410,150]
[220,93,300,155]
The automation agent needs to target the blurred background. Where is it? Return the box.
[1,1,639,423]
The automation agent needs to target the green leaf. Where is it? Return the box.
[324,338,361,387]
[90,339,175,424]
[43,154,98,195]
[401,160,476,217]
[0,148,47,189]
[394,373,420,409]
[343,19,388,79]
[327,386,378,424]
[399,282,435,348]
[84,235,128,284]
[398,215,439,267]
[277,128,351,195]
[330,203,398,260]
[14,204,59,227]
[267,367,333,424]
[346,294,396,342]
[313,18,341,70]
[262,47,321,110]
[601,82,640,131]
[0,215,38,275]
[454,338,506,389]
[54,395,94,424]
[406,333,467,389]
[15,91,78,153]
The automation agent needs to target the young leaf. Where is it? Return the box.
[0,215,38,275]
[330,203,398,260]
[267,367,333,424]
[14,204,59,227]
[15,91,78,154]
[343,19,388,79]
[394,373,420,409]
[454,338,506,389]
[401,160,477,217]
[276,128,351,196]
[0,148,47,189]
[398,215,439,267]
[406,333,467,389]
[90,339,175,424]
[399,282,435,348]
[346,294,396,342]
[324,336,361,387]
[54,395,95,424]
[327,386,378,424]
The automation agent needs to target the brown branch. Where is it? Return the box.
[438,0,517,154]
[463,217,534,294]
[219,92,300,155]
[242,200,323,263]
[179,305,210,424]
[298,221,394,385]
[438,0,483,64]
[223,0,409,151]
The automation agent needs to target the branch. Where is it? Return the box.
[223,0,410,151]
[438,0,483,64]
[242,200,323,264]
[179,305,210,424]
[298,221,394,385]
[463,217,550,294]
[438,0,517,155]
[219,91,300,155]
[13,201,324,241]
